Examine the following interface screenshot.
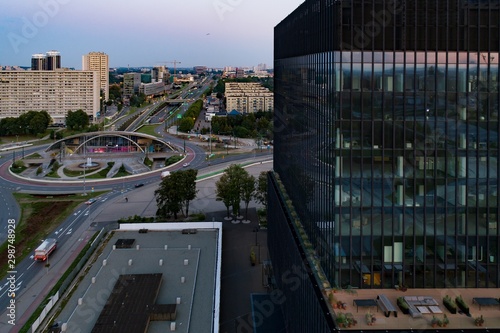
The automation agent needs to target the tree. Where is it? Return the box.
[0,117,21,136]
[178,169,198,217]
[215,173,233,218]
[215,164,249,217]
[241,173,256,220]
[65,109,89,130]
[155,169,198,219]
[228,165,247,216]
[155,173,183,219]
[255,171,268,210]
[29,112,50,135]
[178,117,195,132]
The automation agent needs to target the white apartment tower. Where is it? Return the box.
[0,70,100,124]
[82,52,109,101]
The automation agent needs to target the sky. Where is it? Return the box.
[1,0,304,69]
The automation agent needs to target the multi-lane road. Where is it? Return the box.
[0,130,270,333]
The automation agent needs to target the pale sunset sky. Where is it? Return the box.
[1,0,304,69]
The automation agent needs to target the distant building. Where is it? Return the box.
[31,53,46,71]
[82,51,109,101]
[0,69,99,124]
[152,66,170,83]
[45,50,61,70]
[140,81,166,97]
[254,63,267,72]
[235,68,245,78]
[123,73,142,97]
[225,82,273,113]
[31,50,61,71]
[194,66,208,75]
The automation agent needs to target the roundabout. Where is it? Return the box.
[8,131,187,183]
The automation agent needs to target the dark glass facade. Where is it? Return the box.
[271,0,500,309]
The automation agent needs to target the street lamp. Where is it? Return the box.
[83,164,87,195]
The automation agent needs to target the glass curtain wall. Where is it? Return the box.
[274,0,500,290]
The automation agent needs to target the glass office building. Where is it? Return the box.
[270,0,500,315]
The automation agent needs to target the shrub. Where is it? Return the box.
[397,297,410,314]
[455,295,469,315]
[443,295,457,314]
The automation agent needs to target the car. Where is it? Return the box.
[135,183,144,188]
[183,163,190,167]
[85,198,97,205]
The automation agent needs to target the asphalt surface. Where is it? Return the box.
[0,159,272,332]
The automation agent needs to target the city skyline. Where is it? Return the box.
[1,0,304,69]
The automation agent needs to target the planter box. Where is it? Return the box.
[456,300,470,315]
[443,301,457,314]
[397,300,409,315]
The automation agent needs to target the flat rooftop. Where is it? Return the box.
[92,273,172,333]
[56,222,222,333]
[327,287,500,331]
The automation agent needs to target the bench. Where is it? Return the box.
[377,294,398,317]
[408,306,422,318]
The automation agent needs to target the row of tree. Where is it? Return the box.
[208,111,273,139]
[216,165,267,219]
[0,111,51,136]
[154,166,268,220]
[178,99,204,132]
[0,109,96,137]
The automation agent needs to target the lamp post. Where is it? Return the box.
[83,164,87,195]
[83,138,87,196]
[209,121,212,157]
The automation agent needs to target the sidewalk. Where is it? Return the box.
[205,208,269,333]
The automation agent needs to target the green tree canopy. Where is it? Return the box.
[255,171,268,210]
[215,164,249,217]
[155,169,198,219]
[65,109,89,130]
[215,173,233,218]
[241,173,256,220]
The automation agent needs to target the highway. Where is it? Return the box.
[0,140,270,332]
[0,150,271,332]
[0,75,271,331]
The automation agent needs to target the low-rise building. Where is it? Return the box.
[140,81,167,97]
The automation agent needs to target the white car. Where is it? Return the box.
[85,198,97,205]
[183,163,190,167]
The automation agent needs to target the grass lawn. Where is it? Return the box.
[0,192,106,279]
[136,124,161,137]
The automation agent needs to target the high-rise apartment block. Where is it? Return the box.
[225,82,273,113]
[0,69,99,124]
[82,52,109,101]
[31,50,61,71]
[270,0,500,331]
[45,50,61,70]
[31,54,46,71]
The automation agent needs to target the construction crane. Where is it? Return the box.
[157,60,182,82]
